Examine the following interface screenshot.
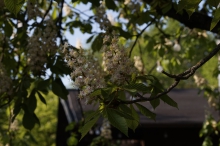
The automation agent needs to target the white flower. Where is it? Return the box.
[173,42,181,52]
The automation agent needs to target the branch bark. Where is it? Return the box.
[143,0,220,34]
[119,44,220,104]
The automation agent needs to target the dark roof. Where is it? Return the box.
[67,89,219,127]
[138,89,218,127]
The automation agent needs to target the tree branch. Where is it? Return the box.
[143,0,220,34]
[40,0,53,24]
[162,43,220,79]
[119,44,220,104]
[57,0,65,45]
[120,80,180,104]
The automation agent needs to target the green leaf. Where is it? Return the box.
[4,20,13,37]
[131,73,136,83]
[86,35,94,43]
[36,79,50,93]
[113,108,134,120]
[160,95,178,109]
[178,0,202,16]
[50,56,71,75]
[80,114,100,140]
[33,113,40,126]
[52,7,57,20]
[118,90,126,100]
[65,122,76,132]
[22,105,40,130]
[123,83,151,93]
[67,136,78,146]
[4,0,25,16]
[88,0,100,7]
[37,91,47,105]
[105,0,117,10]
[150,98,160,109]
[91,33,103,52]
[135,103,156,120]
[11,98,22,122]
[161,2,172,14]
[22,111,36,130]
[27,89,37,113]
[112,26,132,39]
[210,8,220,30]
[149,87,161,109]
[90,89,102,98]
[52,78,68,99]
[84,110,100,123]
[135,11,152,25]
[101,89,109,98]
[126,105,139,132]
[146,39,155,52]
[106,108,128,136]
[207,0,220,8]
[119,104,132,115]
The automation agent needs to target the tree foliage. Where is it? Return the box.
[0,0,220,145]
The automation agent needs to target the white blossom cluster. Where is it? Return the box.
[95,4,137,85]
[27,19,58,75]
[0,62,12,96]
[95,5,111,30]
[100,119,112,139]
[63,43,106,101]
[27,0,42,20]
[102,31,137,85]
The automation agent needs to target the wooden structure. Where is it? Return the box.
[56,89,219,146]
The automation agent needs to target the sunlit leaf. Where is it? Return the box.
[52,7,57,20]
[4,0,25,16]
[210,8,220,30]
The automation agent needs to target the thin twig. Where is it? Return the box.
[57,0,65,45]
[65,2,92,18]
[40,0,53,24]
[129,21,154,57]
[120,80,180,104]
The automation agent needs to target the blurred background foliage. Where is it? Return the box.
[0,0,220,145]
[0,91,58,146]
